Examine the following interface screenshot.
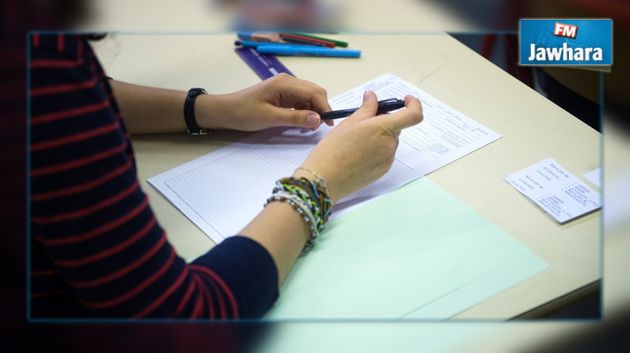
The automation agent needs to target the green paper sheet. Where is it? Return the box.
[265,178,548,319]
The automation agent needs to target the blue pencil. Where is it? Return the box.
[255,44,361,58]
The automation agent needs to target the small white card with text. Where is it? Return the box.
[505,159,601,223]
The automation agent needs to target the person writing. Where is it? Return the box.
[30,33,423,318]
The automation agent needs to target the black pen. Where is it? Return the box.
[320,98,406,120]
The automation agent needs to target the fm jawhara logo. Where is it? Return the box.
[519,19,612,66]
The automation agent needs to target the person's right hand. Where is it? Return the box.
[295,90,423,203]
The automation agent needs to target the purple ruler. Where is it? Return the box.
[235,47,295,80]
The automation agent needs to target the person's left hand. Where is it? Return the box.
[196,73,333,132]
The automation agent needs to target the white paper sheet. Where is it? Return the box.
[583,167,602,188]
[149,73,502,243]
[505,158,601,223]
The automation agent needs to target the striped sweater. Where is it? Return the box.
[29,33,278,319]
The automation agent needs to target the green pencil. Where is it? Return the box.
[289,32,349,48]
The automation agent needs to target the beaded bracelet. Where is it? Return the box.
[265,175,332,252]
[265,191,318,251]
[275,177,331,232]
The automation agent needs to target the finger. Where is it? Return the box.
[302,81,332,113]
[345,90,378,123]
[293,101,311,110]
[270,107,321,129]
[275,76,332,113]
[315,119,334,129]
[376,95,423,133]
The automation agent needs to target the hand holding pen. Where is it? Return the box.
[320,98,406,120]
[298,91,423,203]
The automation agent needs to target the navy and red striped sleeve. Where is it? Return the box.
[29,33,278,319]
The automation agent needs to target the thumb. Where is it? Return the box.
[378,95,423,133]
[346,90,378,123]
[272,108,321,128]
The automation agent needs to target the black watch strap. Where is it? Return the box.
[184,88,210,135]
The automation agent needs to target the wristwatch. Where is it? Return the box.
[184,88,210,135]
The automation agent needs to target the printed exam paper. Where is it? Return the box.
[148,73,502,243]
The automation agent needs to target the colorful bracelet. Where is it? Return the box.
[275,177,331,231]
[265,175,332,252]
[265,190,318,251]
